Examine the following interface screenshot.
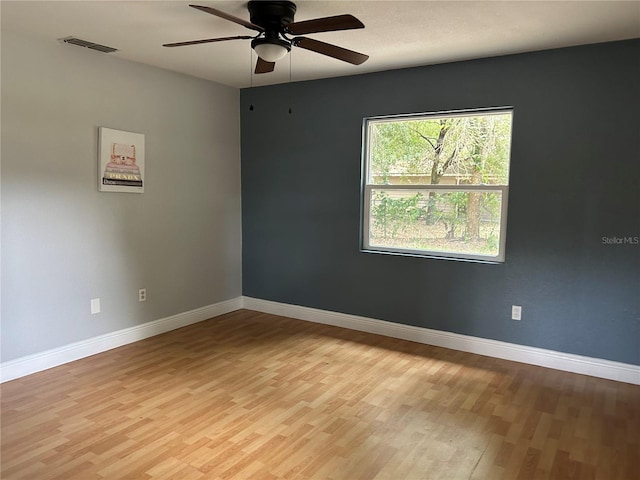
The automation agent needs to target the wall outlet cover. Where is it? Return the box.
[512,305,522,321]
[90,298,101,315]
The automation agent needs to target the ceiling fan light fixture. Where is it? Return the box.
[252,38,290,62]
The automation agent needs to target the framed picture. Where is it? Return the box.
[98,127,145,193]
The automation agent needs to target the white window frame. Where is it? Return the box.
[361,108,513,263]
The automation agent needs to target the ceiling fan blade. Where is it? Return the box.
[163,35,253,48]
[190,4,263,32]
[255,57,276,74]
[293,37,369,65]
[286,14,364,35]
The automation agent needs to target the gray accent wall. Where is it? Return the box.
[1,29,242,361]
[241,40,640,365]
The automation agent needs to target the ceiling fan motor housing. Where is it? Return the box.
[248,1,297,31]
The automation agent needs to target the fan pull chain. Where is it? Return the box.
[288,49,292,114]
[249,45,254,111]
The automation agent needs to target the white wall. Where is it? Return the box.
[1,28,242,362]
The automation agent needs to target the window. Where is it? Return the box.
[361,108,513,262]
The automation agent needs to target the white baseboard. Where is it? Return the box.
[0,297,242,383]
[4,295,638,385]
[241,296,640,385]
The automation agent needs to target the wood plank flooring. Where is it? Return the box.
[2,309,639,479]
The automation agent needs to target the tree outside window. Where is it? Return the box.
[362,109,513,262]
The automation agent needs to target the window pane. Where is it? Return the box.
[368,188,504,258]
[368,112,512,186]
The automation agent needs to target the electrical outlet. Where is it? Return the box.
[512,305,522,321]
[138,288,147,302]
[91,298,101,314]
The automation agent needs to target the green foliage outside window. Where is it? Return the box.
[365,110,512,259]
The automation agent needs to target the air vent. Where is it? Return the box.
[59,37,118,53]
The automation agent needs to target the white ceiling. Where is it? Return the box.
[2,1,639,88]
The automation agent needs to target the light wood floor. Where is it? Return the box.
[2,309,639,479]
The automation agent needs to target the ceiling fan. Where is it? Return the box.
[163,1,369,74]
